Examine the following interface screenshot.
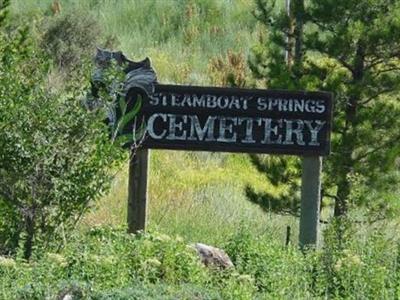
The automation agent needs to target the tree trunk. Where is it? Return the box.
[333,120,354,217]
[334,177,350,216]
[293,0,304,69]
[23,213,35,260]
[285,0,294,67]
[333,128,353,217]
[333,41,365,217]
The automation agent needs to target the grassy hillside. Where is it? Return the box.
[13,0,258,84]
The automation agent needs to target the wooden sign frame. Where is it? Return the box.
[131,84,333,156]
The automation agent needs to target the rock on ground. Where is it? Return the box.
[194,243,234,269]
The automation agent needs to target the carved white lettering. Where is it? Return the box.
[166,114,187,140]
[149,94,160,106]
[283,119,305,145]
[188,115,216,141]
[315,100,326,113]
[146,114,326,148]
[238,117,256,143]
[304,120,326,146]
[260,118,283,144]
[147,113,167,139]
[193,94,206,107]
[257,97,267,110]
[217,117,237,142]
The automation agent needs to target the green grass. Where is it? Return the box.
[12,0,258,84]
[83,150,297,246]
[1,224,400,299]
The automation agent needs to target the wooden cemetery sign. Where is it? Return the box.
[129,84,332,248]
[138,84,332,156]
[90,49,333,248]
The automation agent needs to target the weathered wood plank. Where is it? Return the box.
[127,148,149,233]
[299,156,322,248]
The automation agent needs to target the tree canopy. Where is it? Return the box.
[248,0,400,218]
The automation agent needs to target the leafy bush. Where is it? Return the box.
[310,219,400,299]
[224,225,313,298]
[60,227,207,288]
[41,9,101,70]
[222,222,400,299]
[92,283,222,300]
[0,3,123,259]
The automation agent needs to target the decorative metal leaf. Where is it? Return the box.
[118,96,127,115]
[87,48,157,148]
[124,67,157,97]
[117,95,142,134]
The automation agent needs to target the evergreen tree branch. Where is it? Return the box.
[371,66,400,78]
[0,186,23,208]
[336,56,354,74]
[360,87,398,105]
[354,133,400,162]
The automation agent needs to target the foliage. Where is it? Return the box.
[0,2,124,259]
[92,284,221,300]
[41,9,101,70]
[225,226,313,298]
[312,219,400,298]
[208,50,249,87]
[248,0,400,218]
[12,0,257,85]
[1,225,400,299]
[0,228,256,299]
[245,154,302,216]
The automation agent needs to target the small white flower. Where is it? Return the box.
[145,258,162,267]
[154,234,171,242]
[0,256,16,268]
[237,274,254,284]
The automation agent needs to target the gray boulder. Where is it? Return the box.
[194,243,234,269]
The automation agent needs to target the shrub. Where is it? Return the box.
[0,3,124,259]
[208,50,248,87]
[41,9,101,70]
[224,225,312,298]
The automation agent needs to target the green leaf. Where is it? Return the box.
[134,120,147,141]
[114,133,134,146]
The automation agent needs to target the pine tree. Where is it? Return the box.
[248,0,400,218]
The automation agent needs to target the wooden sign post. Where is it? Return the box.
[125,84,333,247]
[299,156,322,248]
[127,149,149,233]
